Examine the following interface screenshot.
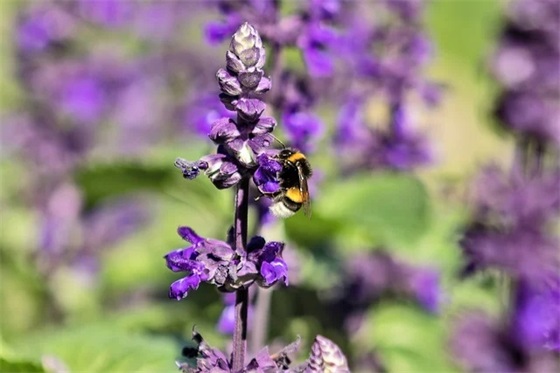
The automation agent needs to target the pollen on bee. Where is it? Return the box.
[285,187,305,203]
[286,152,306,163]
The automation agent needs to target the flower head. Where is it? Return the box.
[164,227,288,300]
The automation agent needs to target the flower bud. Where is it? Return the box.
[307,336,350,373]
[254,76,272,94]
[229,22,265,70]
[236,98,266,123]
[252,116,276,135]
[216,68,243,96]
[238,68,264,89]
[209,118,240,144]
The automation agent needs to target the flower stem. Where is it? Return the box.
[250,286,273,354]
[232,176,250,370]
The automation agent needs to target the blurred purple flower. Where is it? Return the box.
[332,251,442,333]
[297,22,338,77]
[15,4,75,53]
[205,16,242,45]
[59,75,106,124]
[460,166,560,282]
[512,278,560,351]
[282,110,324,153]
[451,312,560,373]
[77,0,134,28]
[217,293,237,335]
[185,93,234,138]
[491,0,559,145]
[332,1,437,172]
[83,197,151,250]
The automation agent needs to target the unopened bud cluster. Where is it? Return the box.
[175,22,279,189]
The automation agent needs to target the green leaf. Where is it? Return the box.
[316,173,431,246]
[0,339,45,373]
[358,304,458,373]
[13,323,180,373]
[75,162,173,207]
[0,358,45,373]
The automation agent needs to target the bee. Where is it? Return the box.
[269,148,313,218]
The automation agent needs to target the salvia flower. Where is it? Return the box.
[177,23,279,190]
[164,227,287,300]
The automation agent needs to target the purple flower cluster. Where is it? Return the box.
[6,1,159,284]
[458,166,560,353]
[491,0,560,145]
[333,0,439,172]
[451,312,560,373]
[165,227,287,300]
[460,165,560,277]
[453,0,560,365]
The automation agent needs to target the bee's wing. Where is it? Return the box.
[297,163,311,217]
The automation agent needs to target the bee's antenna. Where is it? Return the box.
[270,134,286,149]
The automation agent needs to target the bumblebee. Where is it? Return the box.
[269,148,313,218]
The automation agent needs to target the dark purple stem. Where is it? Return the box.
[232,176,250,371]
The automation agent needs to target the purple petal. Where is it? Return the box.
[169,274,202,300]
[177,226,204,245]
[260,258,288,286]
[164,247,197,272]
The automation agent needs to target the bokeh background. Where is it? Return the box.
[0,1,556,372]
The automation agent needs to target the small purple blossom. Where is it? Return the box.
[253,153,282,195]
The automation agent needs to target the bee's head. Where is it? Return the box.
[279,148,297,159]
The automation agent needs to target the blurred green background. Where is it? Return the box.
[0,1,515,372]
